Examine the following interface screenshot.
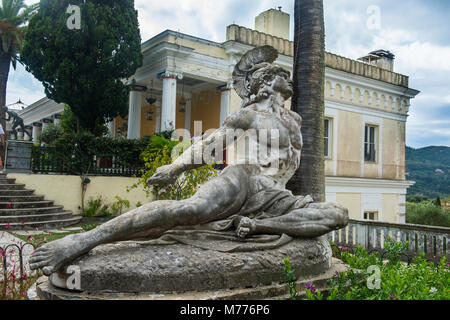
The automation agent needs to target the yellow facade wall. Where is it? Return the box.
[382,119,406,180]
[9,174,152,216]
[336,193,361,220]
[325,159,334,176]
[382,194,399,223]
[336,110,362,178]
[166,35,228,60]
[190,89,221,136]
[141,104,157,137]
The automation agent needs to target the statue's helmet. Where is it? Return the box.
[232,46,291,105]
[232,46,279,99]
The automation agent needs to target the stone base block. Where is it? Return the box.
[37,236,337,299]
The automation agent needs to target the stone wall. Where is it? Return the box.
[226,24,409,87]
[9,174,152,215]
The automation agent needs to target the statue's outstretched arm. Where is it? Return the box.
[148,110,251,186]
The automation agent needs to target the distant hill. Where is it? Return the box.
[406,146,450,198]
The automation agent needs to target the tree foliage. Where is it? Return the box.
[0,0,38,132]
[20,0,143,133]
[406,146,449,198]
[131,135,218,200]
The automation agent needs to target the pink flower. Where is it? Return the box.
[34,227,39,231]
[5,223,11,228]
[22,292,27,297]
[21,222,25,226]
[6,203,12,209]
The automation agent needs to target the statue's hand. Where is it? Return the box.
[146,165,178,186]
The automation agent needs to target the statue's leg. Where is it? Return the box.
[30,166,249,275]
[236,202,348,239]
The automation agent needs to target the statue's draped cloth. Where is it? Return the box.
[149,189,314,253]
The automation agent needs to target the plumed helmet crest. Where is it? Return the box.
[232,46,279,100]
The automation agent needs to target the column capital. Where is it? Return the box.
[161,71,183,80]
[218,82,233,92]
[42,118,54,124]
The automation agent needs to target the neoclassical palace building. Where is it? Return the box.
[18,9,419,224]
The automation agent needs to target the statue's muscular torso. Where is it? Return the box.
[224,103,303,188]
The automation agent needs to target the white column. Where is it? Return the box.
[32,123,42,143]
[41,119,53,131]
[24,127,33,141]
[161,72,183,132]
[155,101,162,134]
[127,90,142,139]
[17,130,24,140]
[220,84,232,125]
[108,118,116,137]
[184,92,192,133]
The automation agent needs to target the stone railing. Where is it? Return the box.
[226,24,410,87]
[328,219,450,261]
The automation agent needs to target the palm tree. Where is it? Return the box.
[0,0,38,132]
[287,0,326,202]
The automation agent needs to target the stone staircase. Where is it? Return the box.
[0,173,82,230]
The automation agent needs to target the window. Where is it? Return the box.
[324,118,332,159]
[364,211,379,221]
[364,125,377,162]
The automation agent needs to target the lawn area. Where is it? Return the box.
[10,223,100,248]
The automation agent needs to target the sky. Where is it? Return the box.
[8,0,450,148]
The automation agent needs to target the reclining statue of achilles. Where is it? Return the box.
[30,46,348,276]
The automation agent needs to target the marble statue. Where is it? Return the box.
[30,46,348,277]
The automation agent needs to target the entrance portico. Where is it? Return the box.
[122,31,233,140]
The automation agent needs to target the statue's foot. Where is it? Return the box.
[29,233,86,276]
[236,217,256,239]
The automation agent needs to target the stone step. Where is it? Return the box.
[0,206,65,216]
[0,200,54,209]
[0,189,35,196]
[0,211,74,224]
[0,195,45,202]
[0,184,26,190]
[0,216,82,231]
[0,178,17,185]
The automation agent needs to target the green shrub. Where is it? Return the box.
[132,135,218,200]
[304,239,450,300]
[37,124,64,145]
[111,196,130,216]
[406,202,450,227]
[83,196,112,218]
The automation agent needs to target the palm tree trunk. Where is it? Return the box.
[0,53,11,128]
[287,0,326,202]
[0,53,11,164]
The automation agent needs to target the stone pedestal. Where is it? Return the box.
[5,140,34,173]
[35,236,338,299]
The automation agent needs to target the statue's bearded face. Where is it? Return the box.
[272,71,294,100]
[249,65,293,101]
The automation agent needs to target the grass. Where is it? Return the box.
[1,223,102,300]
[10,223,101,247]
[11,230,83,248]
